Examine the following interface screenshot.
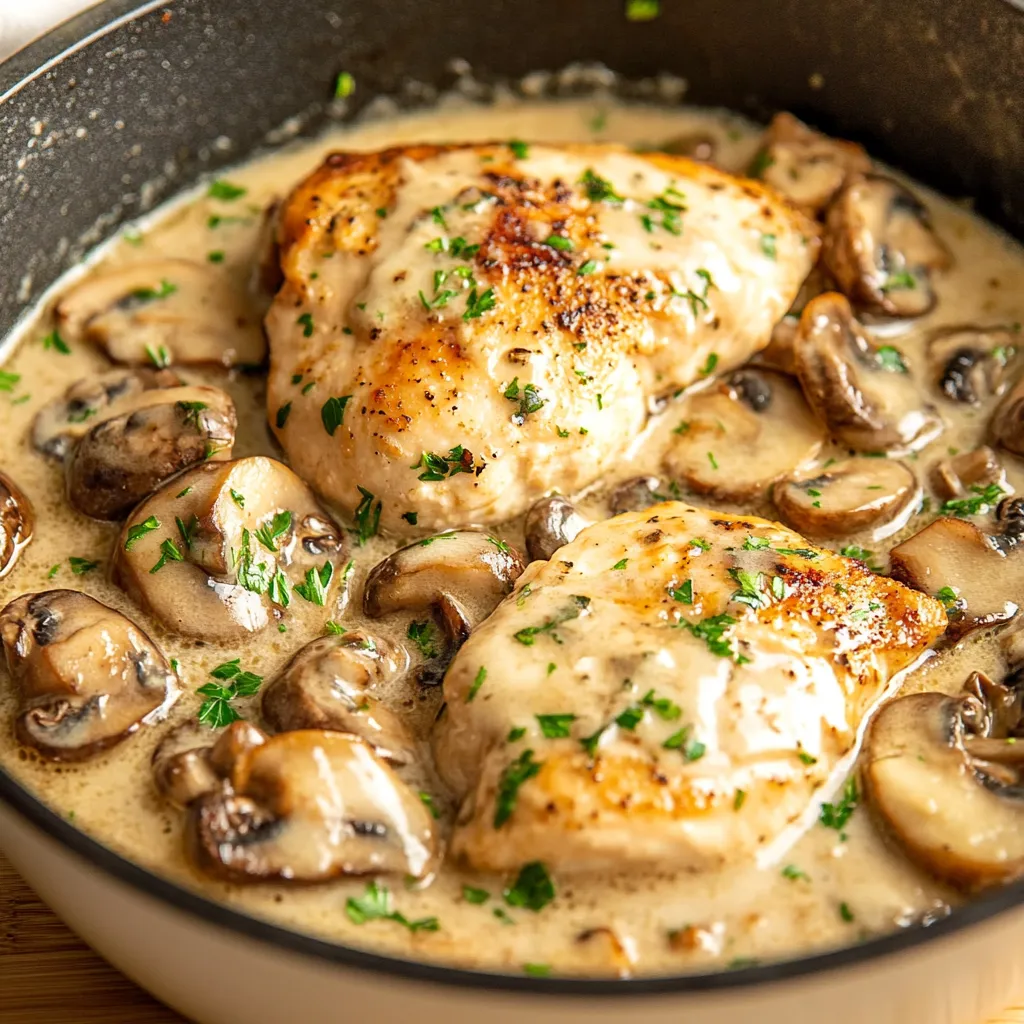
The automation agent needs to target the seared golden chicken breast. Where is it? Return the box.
[266,144,817,533]
[435,503,946,874]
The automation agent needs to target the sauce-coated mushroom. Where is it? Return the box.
[114,456,349,641]
[0,590,178,760]
[524,495,589,561]
[0,471,33,579]
[926,324,1019,406]
[189,729,438,883]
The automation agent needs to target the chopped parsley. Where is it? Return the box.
[275,402,292,429]
[670,579,693,604]
[175,513,199,550]
[728,567,770,610]
[644,187,686,235]
[197,660,263,727]
[207,250,225,263]
[663,726,706,761]
[69,556,98,575]
[678,613,749,663]
[419,791,441,819]
[503,861,555,911]
[325,620,346,635]
[149,539,183,574]
[176,401,207,429]
[207,179,247,201]
[509,139,530,159]
[578,168,624,205]
[882,268,917,292]
[940,482,1006,517]
[543,234,574,251]
[0,370,20,392]
[297,312,314,337]
[507,726,527,742]
[839,902,855,923]
[145,344,171,368]
[334,71,355,98]
[467,665,487,701]
[820,777,858,832]
[782,864,810,882]
[230,489,245,508]
[124,515,160,551]
[935,585,958,606]
[294,561,333,606]
[345,880,439,932]
[320,395,352,436]
[611,558,628,570]
[407,619,440,659]
[536,714,576,738]
[133,280,177,302]
[494,749,542,828]
[42,329,71,354]
[353,486,382,545]
[413,445,475,480]
[876,345,908,373]
[523,964,552,977]
[576,259,600,276]
[699,352,719,377]
[463,886,490,905]
[513,595,591,646]
[46,564,60,579]
[402,511,418,525]
[673,268,716,318]
[254,510,292,552]
[463,287,497,320]
[625,0,660,20]
[733,789,747,811]
[503,378,546,424]
[760,233,777,260]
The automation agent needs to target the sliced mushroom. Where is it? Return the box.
[0,590,178,760]
[991,376,1024,457]
[927,324,1019,405]
[524,496,589,561]
[774,457,918,539]
[32,368,181,460]
[760,314,800,376]
[662,368,823,501]
[262,631,415,764]
[251,199,284,302]
[189,729,437,882]
[754,112,871,216]
[114,456,349,641]
[863,678,1024,891]
[931,447,1008,502]
[889,500,1024,640]
[793,292,943,452]
[66,385,237,520]
[0,472,33,579]
[608,476,667,516]
[822,175,950,318]
[55,259,266,367]
[363,531,525,684]
[152,720,221,808]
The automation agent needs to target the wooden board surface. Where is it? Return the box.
[1,849,1022,1024]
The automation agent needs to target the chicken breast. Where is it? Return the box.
[435,502,946,874]
[265,144,818,534]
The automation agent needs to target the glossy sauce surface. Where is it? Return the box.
[0,96,1022,978]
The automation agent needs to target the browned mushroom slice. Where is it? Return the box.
[32,367,181,460]
[608,476,667,516]
[65,385,237,520]
[189,730,438,883]
[523,496,589,562]
[0,472,33,579]
[0,590,178,760]
[931,447,1008,502]
[113,456,349,641]
[863,684,1023,891]
[753,112,871,216]
[793,292,942,452]
[927,324,1019,405]
[662,368,823,501]
[889,500,1024,640]
[251,199,284,302]
[822,175,950,318]
[55,259,266,367]
[991,376,1024,457]
[153,719,268,808]
[774,457,918,539]
[262,631,415,764]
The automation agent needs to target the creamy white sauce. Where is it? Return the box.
[0,96,1022,978]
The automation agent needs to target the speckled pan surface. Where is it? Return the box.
[1,0,1024,1019]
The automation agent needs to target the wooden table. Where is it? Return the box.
[1,849,1022,1024]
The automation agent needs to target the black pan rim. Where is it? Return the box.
[1,0,1023,1001]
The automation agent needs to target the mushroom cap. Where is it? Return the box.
[822,174,950,318]
[863,692,1024,891]
[930,447,1008,502]
[926,324,1019,406]
[363,530,525,627]
[793,292,943,453]
[55,258,266,367]
[113,456,349,641]
[524,496,589,562]
[607,476,666,516]
[261,631,415,764]
[0,590,178,760]
[990,376,1024,457]
[188,729,438,883]
[32,368,181,460]
[662,368,824,501]
[65,384,237,520]
[0,471,34,579]
[889,515,1023,640]
[774,457,919,540]
[757,112,871,216]
[152,719,221,808]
